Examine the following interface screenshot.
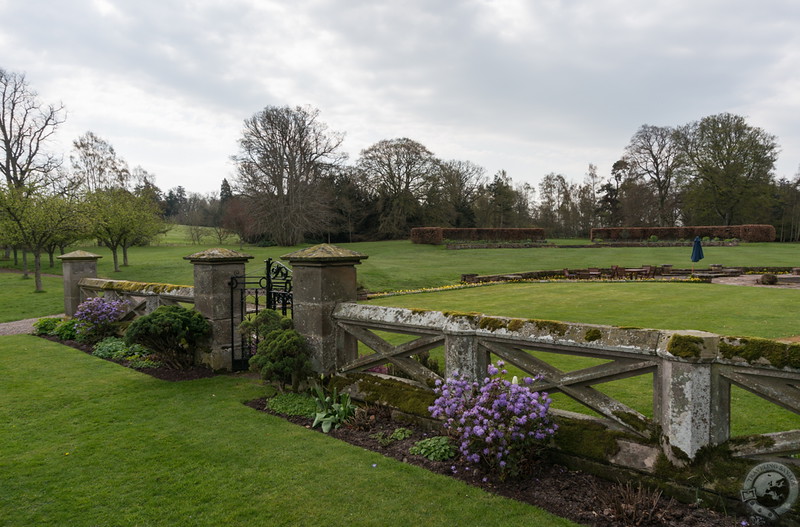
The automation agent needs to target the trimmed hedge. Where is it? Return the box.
[411,227,546,244]
[410,227,444,245]
[590,225,775,243]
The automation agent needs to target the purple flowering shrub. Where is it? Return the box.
[74,297,128,343]
[429,360,557,479]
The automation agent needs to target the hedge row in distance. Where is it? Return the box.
[589,225,776,243]
[411,227,546,244]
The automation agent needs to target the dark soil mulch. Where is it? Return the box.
[245,398,749,527]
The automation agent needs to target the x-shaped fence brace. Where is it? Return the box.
[337,322,444,385]
[480,340,658,436]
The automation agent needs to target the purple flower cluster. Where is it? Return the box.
[429,361,557,478]
[74,297,128,342]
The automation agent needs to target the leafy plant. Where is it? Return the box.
[409,436,457,461]
[92,337,149,361]
[371,427,413,447]
[124,306,210,369]
[245,310,313,392]
[52,318,79,341]
[32,317,61,336]
[267,392,316,417]
[74,297,127,343]
[312,384,356,433]
[127,357,164,370]
[429,361,557,479]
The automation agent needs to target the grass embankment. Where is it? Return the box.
[0,335,576,527]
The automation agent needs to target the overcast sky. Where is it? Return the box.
[2,0,799,195]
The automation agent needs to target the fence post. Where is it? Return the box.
[443,317,488,381]
[184,248,253,371]
[654,331,729,458]
[282,244,367,374]
[57,250,102,317]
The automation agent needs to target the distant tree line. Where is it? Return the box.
[198,105,798,245]
[4,66,800,292]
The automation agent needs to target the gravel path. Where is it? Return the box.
[712,274,800,289]
[0,316,62,336]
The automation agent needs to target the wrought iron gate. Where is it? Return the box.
[229,258,293,371]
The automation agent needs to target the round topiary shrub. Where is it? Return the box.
[760,273,778,285]
[124,306,210,369]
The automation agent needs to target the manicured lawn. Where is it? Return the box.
[3,236,800,292]
[0,335,577,527]
[0,272,64,322]
[366,281,800,339]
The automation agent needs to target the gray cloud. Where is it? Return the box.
[2,0,798,194]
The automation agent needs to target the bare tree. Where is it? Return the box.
[70,131,131,192]
[232,105,345,246]
[624,125,682,226]
[0,69,65,190]
[423,159,486,227]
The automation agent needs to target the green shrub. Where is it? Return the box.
[244,310,312,391]
[33,317,61,336]
[409,436,457,461]
[267,392,316,417]
[92,337,149,361]
[240,309,292,337]
[648,235,659,243]
[124,306,210,369]
[52,319,79,341]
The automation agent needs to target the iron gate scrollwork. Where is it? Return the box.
[229,258,293,371]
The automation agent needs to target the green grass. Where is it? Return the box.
[4,234,800,292]
[0,272,64,322]
[0,335,577,527]
[366,281,800,339]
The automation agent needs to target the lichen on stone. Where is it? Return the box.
[584,328,602,342]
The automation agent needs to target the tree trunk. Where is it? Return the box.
[34,251,43,292]
[122,245,129,267]
[22,250,29,278]
[111,247,120,272]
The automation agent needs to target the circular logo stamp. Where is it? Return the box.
[741,462,798,522]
